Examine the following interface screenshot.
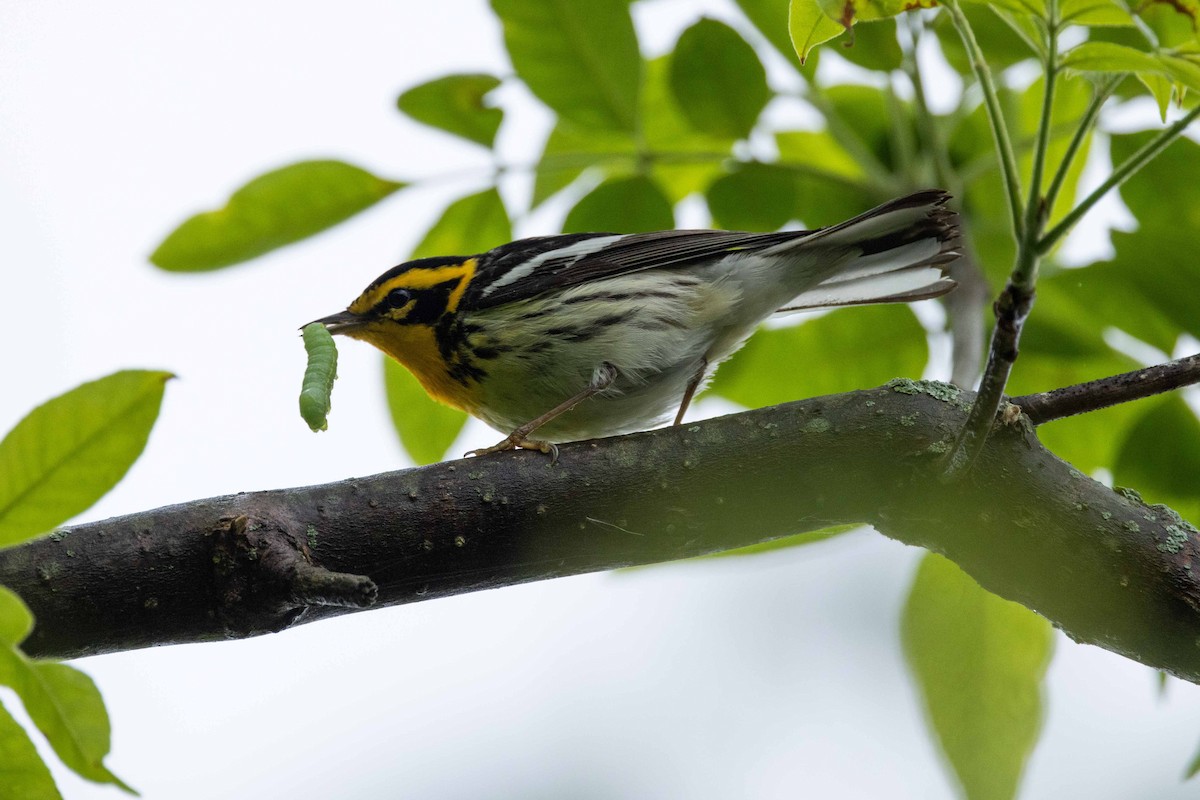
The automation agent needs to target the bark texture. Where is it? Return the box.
[3,381,1198,680]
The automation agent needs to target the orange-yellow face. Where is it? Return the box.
[312,257,479,411]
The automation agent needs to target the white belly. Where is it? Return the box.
[465,271,750,442]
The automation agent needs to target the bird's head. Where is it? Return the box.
[310,256,478,348]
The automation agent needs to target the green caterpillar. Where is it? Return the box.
[299,323,339,431]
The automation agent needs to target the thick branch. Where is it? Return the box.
[3,382,1199,679]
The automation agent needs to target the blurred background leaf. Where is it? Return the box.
[384,358,468,465]
[410,188,512,259]
[903,553,1053,800]
[396,73,504,147]
[706,163,799,231]
[563,175,675,233]
[1113,397,1200,526]
[708,305,928,407]
[669,18,773,140]
[151,161,403,271]
[491,0,641,133]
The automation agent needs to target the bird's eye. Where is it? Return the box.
[384,288,412,309]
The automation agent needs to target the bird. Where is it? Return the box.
[310,189,961,459]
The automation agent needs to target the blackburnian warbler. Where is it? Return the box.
[311,189,961,458]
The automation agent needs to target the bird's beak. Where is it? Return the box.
[304,310,365,335]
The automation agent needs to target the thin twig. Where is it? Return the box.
[906,14,958,193]
[1041,75,1120,217]
[1038,104,1200,254]
[1014,354,1200,425]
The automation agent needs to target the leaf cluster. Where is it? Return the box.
[0,371,170,797]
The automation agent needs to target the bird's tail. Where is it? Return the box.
[769,189,962,313]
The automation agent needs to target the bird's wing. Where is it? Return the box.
[468,229,803,309]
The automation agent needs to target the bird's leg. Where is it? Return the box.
[467,363,619,460]
[673,358,709,426]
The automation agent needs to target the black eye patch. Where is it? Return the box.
[384,288,412,309]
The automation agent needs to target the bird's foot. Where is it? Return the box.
[466,434,559,462]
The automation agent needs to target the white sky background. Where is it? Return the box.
[2,1,1199,798]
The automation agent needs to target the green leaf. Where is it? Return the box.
[816,0,938,27]
[640,57,735,203]
[1062,42,1200,96]
[383,357,467,465]
[1061,41,1163,75]
[1106,229,1200,339]
[396,73,504,148]
[774,129,881,227]
[789,0,844,63]
[1113,131,1200,232]
[151,161,403,271]
[961,0,1047,15]
[1007,349,1140,472]
[1140,72,1176,120]
[1099,134,1200,339]
[530,121,634,209]
[701,525,859,558]
[0,699,60,800]
[935,3,1039,74]
[0,650,133,793]
[1113,397,1200,525]
[837,18,903,72]
[491,0,641,133]
[1025,265,1178,356]
[903,553,1053,800]
[823,83,907,174]
[775,131,865,182]
[411,188,512,259]
[0,371,171,548]
[735,0,811,71]
[1060,0,1134,26]
[669,19,772,140]
[529,56,733,211]
[0,587,33,647]
[1186,737,1200,779]
[706,164,798,231]
[563,175,675,233]
[1136,0,1200,47]
[708,305,927,407]
[988,5,1051,58]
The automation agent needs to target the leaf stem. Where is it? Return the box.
[1037,103,1200,254]
[943,1,1061,479]
[1041,75,1120,217]
[944,0,1024,240]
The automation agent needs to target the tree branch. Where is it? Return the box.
[1013,353,1200,424]
[3,382,1200,681]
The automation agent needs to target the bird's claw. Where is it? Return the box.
[466,435,559,463]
